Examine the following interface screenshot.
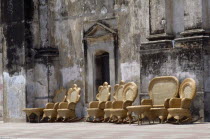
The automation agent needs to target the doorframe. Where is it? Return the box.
[83,22,117,102]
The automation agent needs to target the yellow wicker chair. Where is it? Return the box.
[167,78,196,124]
[103,80,126,122]
[56,84,81,122]
[127,76,179,124]
[41,87,67,121]
[87,82,111,122]
[109,82,138,123]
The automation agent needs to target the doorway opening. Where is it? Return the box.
[94,52,110,96]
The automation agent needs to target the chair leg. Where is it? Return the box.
[117,117,123,124]
[137,115,140,125]
[86,116,91,122]
[166,114,173,123]
[93,116,97,122]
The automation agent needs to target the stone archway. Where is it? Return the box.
[84,22,117,102]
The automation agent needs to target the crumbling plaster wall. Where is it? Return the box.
[139,0,210,121]
[1,0,209,122]
[1,0,26,122]
[0,4,3,119]
[28,0,209,119]
[42,0,142,117]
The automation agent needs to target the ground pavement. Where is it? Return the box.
[0,121,209,139]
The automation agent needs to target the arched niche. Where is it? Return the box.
[83,22,118,102]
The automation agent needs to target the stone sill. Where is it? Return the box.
[180,29,209,37]
[140,35,210,51]
[147,33,174,41]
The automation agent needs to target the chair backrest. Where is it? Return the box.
[113,80,126,101]
[52,87,67,103]
[96,82,111,102]
[179,78,196,99]
[149,76,179,105]
[122,82,138,102]
[66,84,81,103]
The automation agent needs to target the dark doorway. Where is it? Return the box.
[95,52,110,96]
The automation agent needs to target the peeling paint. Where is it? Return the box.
[3,71,26,119]
[121,62,140,81]
[60,65,82,87]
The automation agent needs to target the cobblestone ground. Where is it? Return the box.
[0,121,209,139]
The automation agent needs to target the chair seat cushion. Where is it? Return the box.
[57,109,73,112]
[104,109,112,112]
[43,109,56,112]
[168,108,185,111]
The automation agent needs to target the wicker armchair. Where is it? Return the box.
[109,82,138,123]
[56,84,81,122]
[87,82,111,122]
[141,76,179,121]
[167,78,196,124]
[127,76,179,124]
[103,80,126,122]
[41,87,67,121]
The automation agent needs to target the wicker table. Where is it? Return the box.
[23,108,44,123]
[127,105,152,125]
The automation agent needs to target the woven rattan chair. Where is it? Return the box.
[86,82,111,122]
[167,78,196,124]
[127,76,179,124]
[56,84,81,122]
[41,87,67,121]
[109,82,138,123]
[103,80,126,122]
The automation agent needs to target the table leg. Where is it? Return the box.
[127,112,132,125]
[26,115,30,123]
[37,112,40,123]
[138,115,140,125]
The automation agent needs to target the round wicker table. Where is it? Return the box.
[127,105,152,125]
[22,108,44,123]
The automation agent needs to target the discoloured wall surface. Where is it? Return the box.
[1,0,210,122]
[1,0,26,122]
[0,27,3,120]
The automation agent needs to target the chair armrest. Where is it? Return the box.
[112,101,123,109]
[141,99,153,105]
[169,98,181,108]
[123,100,133,109]
[45,103,54,109]
[105,101,112,108]
[89,101,99,108]
[164,98,170,108]
[59,102,68,109]
[98,101,106,109]
[53,103,59,109]
[181,98,192,109]
[68,102,77,110]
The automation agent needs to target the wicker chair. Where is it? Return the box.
[87,82,111,122]
[167,78,196,124]
[41,87,67,121]
[127,76,179,124]
[56,84,81,122]
[103,80,126,122]
[109,82,138,123]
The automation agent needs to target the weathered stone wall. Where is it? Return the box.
[1,0,210,122]
[0,2,3,120]
[140,0,210,122]
[1,0,26,122]
[24,0,142,117]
